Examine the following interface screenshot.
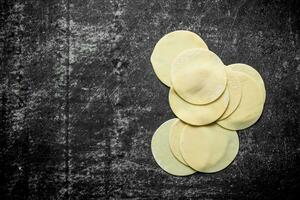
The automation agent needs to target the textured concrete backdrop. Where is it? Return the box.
[0,0,299,199]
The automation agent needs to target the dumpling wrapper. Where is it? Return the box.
[217,72,264,130]
[206,131,239,173]
[219,68,242,120]
[151,119,196,176]
[228,63,266,103]
[169,87,229,126]
[180,123,239,173]
[171,48,227,105]
[169,119,188,165]
[150,30,208,87]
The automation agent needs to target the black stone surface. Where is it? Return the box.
[0,0,299,199]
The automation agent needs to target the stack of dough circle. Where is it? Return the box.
[152,119,239,174]
[150,30,266,176]
[171,48,227,105]
[150,30,208,86]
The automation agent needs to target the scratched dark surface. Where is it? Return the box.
[0,0,300,199]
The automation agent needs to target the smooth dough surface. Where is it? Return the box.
[228,63,266,102]
[171,49,227,104]
[150,30,208,86]
[169,87,229,126]
[169,119,188,165]
[180,124,238,173]
[205,131,239,173]
[217,72,264,130]
[219,68,242,120]
[151,119,196,176]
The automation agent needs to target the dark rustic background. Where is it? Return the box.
[0,0,299,199]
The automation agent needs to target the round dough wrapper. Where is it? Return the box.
[217,72,264,130]
[219,68,242,120]
[180,123,238,172]
[228,63,266,102]
[171,49,227,105]
[169,87,229,126]
[205,131,239,173]
[151,119,196,176]
[169,119,188,165]
[150,30,208,87]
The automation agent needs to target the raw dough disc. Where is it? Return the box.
[219,68,242,120]
[151,119,196,176]
[205,131,239,173]
[180,123,238,173]
[169,87,229,126]
[171,48,227,105]
[217,72,264,130]
[150,30,208,86]
[169,119,188,165]
[228,63,266,102]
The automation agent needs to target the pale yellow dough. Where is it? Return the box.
[150,30,208,86]
[228,63,266,102]
[219,68,242,120]
[171,49,227,105]
[217,72,264,130]
[169,119,188,165]
[206,132,239,173]
[180,123,239,173]
[151,119,196,176]
[169,87,229,126]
